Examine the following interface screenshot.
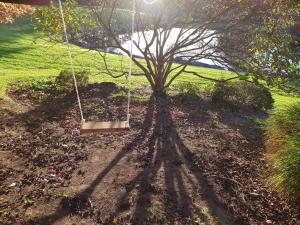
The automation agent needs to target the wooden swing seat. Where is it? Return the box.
[80,121,130,134]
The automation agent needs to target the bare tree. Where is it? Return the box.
[82,0,275,94]
[36,0,299,94]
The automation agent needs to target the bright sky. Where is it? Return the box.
[142,0,159,4]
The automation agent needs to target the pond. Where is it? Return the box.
[107,28,227,70]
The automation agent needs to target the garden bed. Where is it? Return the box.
[0,83,299,225]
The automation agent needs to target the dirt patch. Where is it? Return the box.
[0,83,299,225]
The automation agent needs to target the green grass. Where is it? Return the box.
[266,102,300,203]
[0,19,299,109]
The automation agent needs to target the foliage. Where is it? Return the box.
[213,0,300,89]
[266,102,300,204]
[172,82,203,102]
[212,81,274,110]
[173,82,202,96]
[219,0,300,88]
[24,199,34,207]
[247,18,300,86]
[33,1,94,42]
[55,70,89,91]
[9,78,56,93]
[62,192,70,198]
[0,2,34,24]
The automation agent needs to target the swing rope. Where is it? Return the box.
[58,0,84,123]
[58,0,133,125]
[126,0,136,122]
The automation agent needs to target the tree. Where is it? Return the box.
[0,2,34,24]
[220,0,300,87]
[35,0,300,94]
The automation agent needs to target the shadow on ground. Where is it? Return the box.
[28,94,235,225]
[4,85,297,225]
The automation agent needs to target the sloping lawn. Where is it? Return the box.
[0,19,299,108]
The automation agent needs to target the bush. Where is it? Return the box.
[173,82,201,96]
[212,81,274,110]
[266,103,300,204]
[9,78,57,93]
[55,70,89,91]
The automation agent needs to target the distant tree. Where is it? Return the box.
[0,2,34,24]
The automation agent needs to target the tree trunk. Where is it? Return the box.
[153,81,166,96]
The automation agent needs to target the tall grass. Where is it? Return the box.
[266,102,300,204]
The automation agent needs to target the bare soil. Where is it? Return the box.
[0,83,299,225]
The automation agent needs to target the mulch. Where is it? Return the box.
[0,83,298,225]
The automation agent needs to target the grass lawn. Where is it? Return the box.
[0,19,299,109]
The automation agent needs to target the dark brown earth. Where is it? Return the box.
[0,83,299,225]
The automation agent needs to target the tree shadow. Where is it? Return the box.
[29,94,236,225]
[0,47,32,57]
[109,95,234,224]
[29,95,155,225]
[169,93,270,224]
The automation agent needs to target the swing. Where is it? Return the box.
[4,0,135,134]
[80,121,130,134]
[57,0,135,134]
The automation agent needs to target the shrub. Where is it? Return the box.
[212,81,274,110]
[8,79,58,104]
[173,82,202,96]
[266,102,300,204]
[9,78,57,93]
[55,70,89,91]
[28,79,56,91]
